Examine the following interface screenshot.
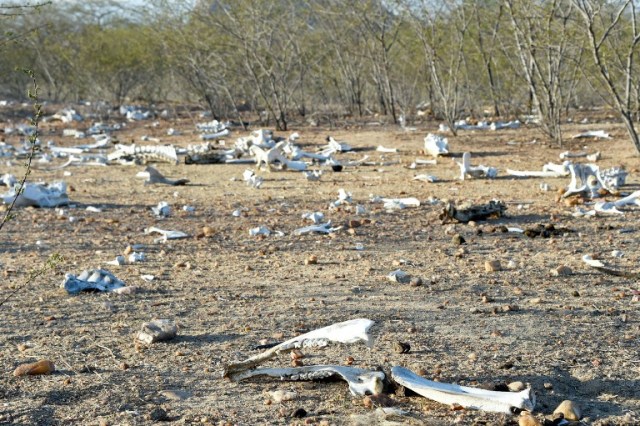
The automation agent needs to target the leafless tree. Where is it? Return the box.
[573,0,640,154]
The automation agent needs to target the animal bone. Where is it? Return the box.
[507,161,570,178]
[249,145,288,171]
[151,201,171,217]
[141,166,189,186]
[424,134,449,157]
[559,151,600,160]
[571,130,611,139]
[243,169,263,188]
[376,145,398,153]
[391,366,535,414]
[249,226,271,236]
[582,254,640,278]
[1,181,69,208]
[440,200,506,223]
[413,174,437,183]
[593,201,624,215]
[457,152,497,180]
[231,365,385,396]
[62,269,125,294]
[137,319,177,344]
[303,170,322,181]
[223,318,375,379]
[200,128,231,140]
[301,211,325,224]
[108,144,178,165]
[294,221,339,235]
[144,227,189,243]
[370,196,420,207]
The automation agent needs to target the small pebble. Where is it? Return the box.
[290,350,304,360]
[409,277,423,287]
[451,234,466,245]
[146,407,168,422]
[484,260,502,272]
[507,381,526,392]
[291,408,307,418]
[268,390,297,403]
[518,411,542,426]
[544,382,554,390]
[553,400,582,421]
[553,265,572,276]
[305,255,318,265]
[393,342,411,354]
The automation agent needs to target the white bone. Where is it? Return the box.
[106,255,126,266]
[200,129,230,140]
[141,166,189,186]
[330,189,352,208]
[593,202,624,215]
[62,269,125,294]
[391,366,535,414]
[612,190,640,207]
[303,170,322,181]
[571,130,610,139]
[249,226,271,236]
[370,196,421,207]
[242,169,263,189]
[223,318,375,378]
[1,181,69,208]
[457,152,497,180]
[412,174,437,183]
[301,211,324,224]
[151,201,171,217]
[144,227,189,243]
[231,365,385,396]
[294,221,339,235]
[424,133,449,157]
[376,145,398,153]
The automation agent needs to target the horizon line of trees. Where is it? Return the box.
[3,0,640,151]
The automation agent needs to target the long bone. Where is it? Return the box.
[391,367,535,414]
[230,365,385,396]
[582,254,640,278]
[223,318,375,378]
[141,166,189,186]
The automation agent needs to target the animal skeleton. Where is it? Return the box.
[223,318,375,379]
[231,365,385,396]
[457,152,497,180]
[392,367,535,414]
[563,163,627,198]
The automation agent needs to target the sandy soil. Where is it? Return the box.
[0,110,638,425]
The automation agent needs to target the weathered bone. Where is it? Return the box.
[507,161,570,178]
[141,166,189,186]
[582,254,640,278]
[1,181,69,208]
[376,145,398,153]
[424,134,449,157]
[294,221,339,235]
[571,130,610,139]
[231,365,385,396]
[62,269,125,294]
[457,152,497,180]
[223,318,375,378]
[391,366,535,414]
[559,150,600,160]
[243,169,263,188]
[108,144,178,165]
[412,174,437,183]
[440,200,506,223]
[370,196,420,207]
[144,227,189,243]
[303,170,322,181]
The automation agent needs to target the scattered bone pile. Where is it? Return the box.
[2,103,637,423]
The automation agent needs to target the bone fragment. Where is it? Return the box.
[294,221,339,235]
[144,227,189,243]
[233,365,385,396]
[424,134,449,157]
[458,152,497,180]
[571,130,610,139]
[137,319,178,344]
[62,269,125,294]
[223,318,375,379]
[376,145,398,153]
[142,166,189,186]
[391,366,535,414]
[412,174,437,183]
[440,200,506,223]
[1,181,69,208]
[582,254,640,278]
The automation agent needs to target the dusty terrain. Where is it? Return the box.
[0,109,638,425]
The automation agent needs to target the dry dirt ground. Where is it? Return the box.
[0,110,638,425]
